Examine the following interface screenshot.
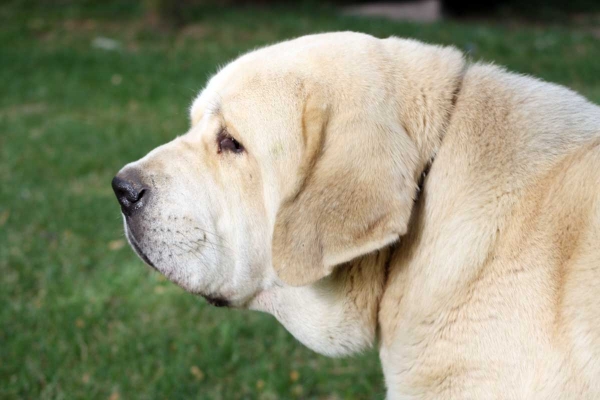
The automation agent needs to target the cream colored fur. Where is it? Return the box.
[115,32,600,399]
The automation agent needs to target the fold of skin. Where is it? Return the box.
[249,248,390,357]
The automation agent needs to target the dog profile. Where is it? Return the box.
[112,32,600,399]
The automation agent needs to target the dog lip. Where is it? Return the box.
[202,295,230,308]
[126,228,159,271]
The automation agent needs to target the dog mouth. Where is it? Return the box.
[123,221,236,309]
[125,223,233,308]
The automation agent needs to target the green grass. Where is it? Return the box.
[1,2,599,399]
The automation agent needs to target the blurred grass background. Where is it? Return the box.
[1,0,599,399]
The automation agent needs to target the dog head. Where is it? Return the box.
[113,32,464,354]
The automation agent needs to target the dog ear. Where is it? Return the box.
[272,91,421,287]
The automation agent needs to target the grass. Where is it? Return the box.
[1,1,599,399]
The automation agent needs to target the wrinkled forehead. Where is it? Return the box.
[190,31,378,126]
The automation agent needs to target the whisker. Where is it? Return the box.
[172,242,212,268]
[193,236,232,253]
[176,230,221,257]
[177,229,233,254]
[192,226,228,243]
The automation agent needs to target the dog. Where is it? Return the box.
[112,32,600,399]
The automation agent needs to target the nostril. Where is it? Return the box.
[112,175,148,215]
[134,188,146,203]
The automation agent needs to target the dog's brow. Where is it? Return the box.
[205,99,222,117]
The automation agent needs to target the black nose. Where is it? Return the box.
[112,174,147,216]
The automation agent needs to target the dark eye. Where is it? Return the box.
[218,132,244,154]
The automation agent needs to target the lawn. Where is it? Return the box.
[1,1,599,399]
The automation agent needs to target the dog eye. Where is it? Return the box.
[218,133,244,154]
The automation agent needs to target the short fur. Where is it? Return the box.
[114,32,600,399]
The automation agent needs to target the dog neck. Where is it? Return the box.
[379,60,600,397]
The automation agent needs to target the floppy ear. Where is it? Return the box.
[272,91,421,286]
